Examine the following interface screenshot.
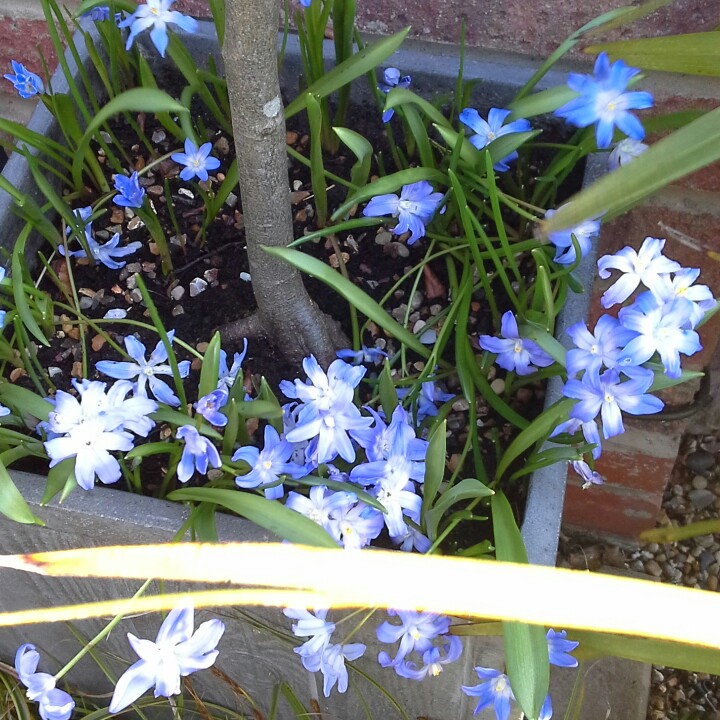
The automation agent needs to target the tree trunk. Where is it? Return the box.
[222,0,345,366]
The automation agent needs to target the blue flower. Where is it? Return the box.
[4,61,44,98]
[96,331,191,407]
[171,138,221,182]
[118,0,199,58]
[479,311,554,376]
[551,416,602,460]
[299,0,312,6]
[392,636,463,681]
[195,387,229,426]
[113,171,146,208]
[563,367,664,439]
[459,107,531,172]
[283,608,335,670]
[545,208,600,265]
[547,628,579,667]
[109,606,224,713]
[217,339,248,390]
[286,485,358,543]
[378,67,411,122]
[0,266,6,329]
[281,356,372,465]
[362,181,444,245]
[376,610,450,668]
[15,644,75,720]
[332,500,384,549]
[336,344,388,365]
[651,267,716,329]
[566,315,638,375]
[608,138,648,170]
[397,379,455,425]
[89,233,142,270]
[618,293,701,378]
[555,51,654,149]
[231,424,307,500]
[462,667,515,720]
[571,459,605,488]
[82,6,111,20]
[351,405,428,464]
[176,425,222,483]
[44,380,157,490]
[597,236,682,308]
[318,643,366,696]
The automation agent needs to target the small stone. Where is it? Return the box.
[151,129,166,143]
[9,367,26,382]
[375,228,393,245]
[196,342,209,353]
[225,192,238,208]
[239,272,251,282]
[125,275,137,290]
[147,185,164,197]
[286,130,299,145]
[686,449,715,474]
[708,575,718,591]
[129,288,143,304]
[384,241,409,258]
[189,278,208,297]
[103,309,127,319]
[127,216,144,231]
[645,542,660,554]
[110,209,124,224]
[214,136,231,155]
[696,534,715,548]
[48,366,62,378]
[490,378,505,394]
[91,335,106,352]
[178,187,194,200]
[170,285,186,301]
[204,268,219,283]
[689,489,715,511]
[644,559,663,577]
[171,305,185,317]
[328,252,350,269]
[452,398,470,412]
[692,475,709,490]
[71,361,83,378]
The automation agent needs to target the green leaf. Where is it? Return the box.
[293,476,386,513]
[384,88,450,127]
[126,442,176,460]
[331,166,448,222]
[198,332,222,399]
[495,398,575,481]
[585,32,720,77]
[306,94,328,227]
[334,127,372,189]
[421,420,447,536]
[379,361,398,419]
[285,28,410,118]
[11,228,49,347]
[167,488,338,547]
[0,459,44,525]
[0,384,52,422]
[72,88,187,189]
[222,398,240,455]
[509,446,587,482]
[426,478,493,541]
[542,106,720,234]
[235,399,284,419]
[42,458,76,505]
[648,365,704,392]
[491,492,549,720]
[639,518,720,544]
[190,503,220,542]
[264,247,431,358]
[518,323,567,367]
[573,630,720,675]
[509,86,578,121]
[258,378,284,434]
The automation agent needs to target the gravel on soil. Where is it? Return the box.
[558,433,720,720]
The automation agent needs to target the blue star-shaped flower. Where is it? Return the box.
[4,61,44,98]
[362,181,444,245]
[459,107,531,172]
[171,138,221,182]
[378,67,411,122]
[554,51,654,149]
[113,171,146,209]
[118,0,198,58]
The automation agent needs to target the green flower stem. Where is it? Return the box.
[54,578,154,681]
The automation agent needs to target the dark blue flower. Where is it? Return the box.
[459,107,531,172]
[4,61,44,98]
[378,67,411,122]
[547,628,579,667]
[554,52,654,149]
[113,171,146,209]
[362,180,444,245]
[195,387,229,426]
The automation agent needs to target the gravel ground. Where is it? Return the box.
[558,433,720,720]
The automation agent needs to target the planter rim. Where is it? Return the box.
[0,18,603,566]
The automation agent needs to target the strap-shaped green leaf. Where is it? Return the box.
[492,492,549,720]
[0,458,44,525]
[168,487,338,548]
[285,28,410,118]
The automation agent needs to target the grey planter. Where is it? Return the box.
[0,20,602,720]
